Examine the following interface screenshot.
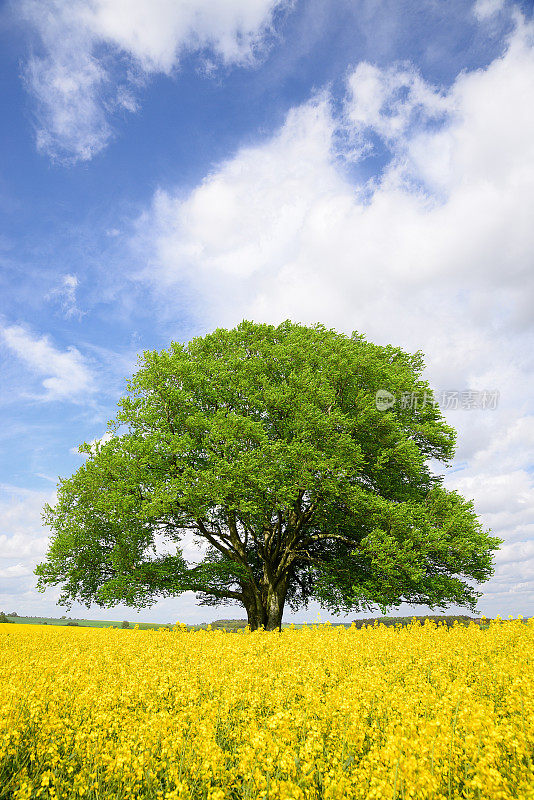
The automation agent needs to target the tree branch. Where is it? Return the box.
[195,518,240,561]
[192,584,243,601]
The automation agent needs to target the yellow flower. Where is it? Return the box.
[1,616,533,799]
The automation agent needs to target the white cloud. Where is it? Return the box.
[469,417,534,474]
[20,0,289,162]
[0,531,49,561]
[474,0,506,20]
[139,14,534,339]
[0,564,33,579]
[344,62,449,146]
[0,485,53,560]
[35,473,60,484]
[0,324,95,401]
[495,540,534,565]
[70,430,113,455]
[0,485,53,610]
[45,273,84,319]
[134,13,534,615]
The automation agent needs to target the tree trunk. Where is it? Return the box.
[242,584,265,631]
[264,579,287,631]
[242,577,287,631]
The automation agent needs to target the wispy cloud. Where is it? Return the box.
[474,0,506,20]
[19,0,290,163]
[45,273,85,319]
[0,323,95,401]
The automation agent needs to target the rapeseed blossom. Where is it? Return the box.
[1,619,533,799]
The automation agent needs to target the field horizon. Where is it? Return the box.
[0,612,514,631]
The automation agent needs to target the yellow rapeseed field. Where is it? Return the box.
[1,619,533,800]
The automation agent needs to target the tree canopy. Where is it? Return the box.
[36,321,501,630]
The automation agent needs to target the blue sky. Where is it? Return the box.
[1,0,534,623]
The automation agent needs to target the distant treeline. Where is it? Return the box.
[192,615,511,631]
[201,615,530,630]
[2,613,527,630]
[0,613,170,629]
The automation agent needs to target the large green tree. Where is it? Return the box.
[36,321,500,630]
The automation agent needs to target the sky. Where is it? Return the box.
[1,0,533,625]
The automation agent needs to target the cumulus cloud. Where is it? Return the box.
[138,13,534,340]
[19,0,289,162]
[133,13,534,615]
[0,324,95,401]
[344,62,450,147]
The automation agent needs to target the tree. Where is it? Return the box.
[0,612,12,624]
[36,321,501,631]
[121,620,130,629]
